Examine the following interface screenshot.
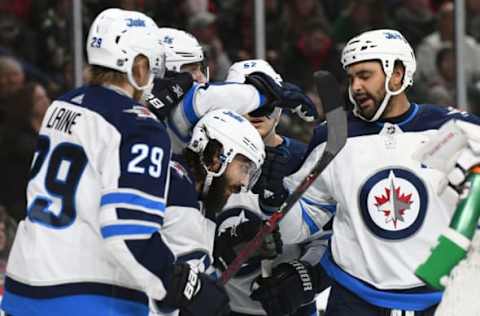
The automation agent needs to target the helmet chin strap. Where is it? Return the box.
[201,160,227,198]
[351,73,405,122]
[127,67,155,97]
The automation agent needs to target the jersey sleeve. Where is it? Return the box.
[280,142,336,245]
[167,82,267,151]
[98,114,175,301]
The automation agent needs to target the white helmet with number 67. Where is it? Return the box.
[341,29,416,122]
[86,8,166,91]
[226,59,283,86]
[188,109,265,193]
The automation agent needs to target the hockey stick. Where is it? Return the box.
[219,71,348,284]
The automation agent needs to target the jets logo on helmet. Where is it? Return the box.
[341,29,416,122]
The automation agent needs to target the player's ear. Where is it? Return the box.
[132,55,150,87]
[206,151,222,173]
[203,140,223,173]
[389,61,405,90]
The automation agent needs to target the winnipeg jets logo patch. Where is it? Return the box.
[359,168,428,239]
[123,105,158,121]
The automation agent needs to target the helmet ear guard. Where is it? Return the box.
[341,29,416,122]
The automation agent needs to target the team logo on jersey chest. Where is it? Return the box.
[358,168,428,239]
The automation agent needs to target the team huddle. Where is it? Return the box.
[2,7,480,316]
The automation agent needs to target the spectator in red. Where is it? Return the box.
[282,19,343,89]
[282,0,331,43]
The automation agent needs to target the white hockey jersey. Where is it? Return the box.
[216,137,331,315]
[1,85,208,316]
[166,82,266,153]
[283,104,480,311]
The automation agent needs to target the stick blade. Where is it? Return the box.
[313,71,348,155]
[313,71,345,113]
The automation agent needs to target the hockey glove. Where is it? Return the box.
[250,260,322,316]
[413,119,480,206]
[145,71,194,120]
[214,220,283,271]
[159,263,230,316]
[252,146,291,214]
[245,72,318,122]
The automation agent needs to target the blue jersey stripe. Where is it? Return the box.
[182,85,199,126]
[320,250,442,310]
[300,200,320,234]
[101,224,158,238]
[101,192,165,213]
[2,291,148,316]
[301,196,336,215]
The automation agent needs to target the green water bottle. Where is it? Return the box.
[415,166,480,290]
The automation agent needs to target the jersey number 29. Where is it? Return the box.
[27,135,87,228]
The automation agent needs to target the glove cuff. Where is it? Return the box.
[258,186,288,215]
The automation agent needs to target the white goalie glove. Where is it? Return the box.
[413,119,480,204]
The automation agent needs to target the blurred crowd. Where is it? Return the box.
[1,0,480,253]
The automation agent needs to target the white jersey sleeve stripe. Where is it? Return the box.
[101,224,158,239]
[101,192,166,214]
[299,199,321,235]
[301,196,337,215]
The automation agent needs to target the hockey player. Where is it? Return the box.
[0,9,244,316]
[247,29,480,316]
[158,27,209,83]
[152,108,265,316]
[143,29,319,153]
[213,60,331,316]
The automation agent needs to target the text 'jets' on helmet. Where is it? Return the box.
[341,29,417,122]
[157,27,209,80]
[188,109,265,192]
[86,8,167,91]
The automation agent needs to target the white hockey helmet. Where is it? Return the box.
[188,109,265,193]
[341,29,416,122]
[86,8,166,91]
[158,27,208,80]
[226,59,283,86]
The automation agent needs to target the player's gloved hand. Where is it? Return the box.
[250,260,321,316]
[252,146,291,214]
[245,72,318,122]
[158,262,230,316]
[413,119,480,205]
[145,71,194,120]
[213,220,283,271]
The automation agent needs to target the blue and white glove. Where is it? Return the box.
[414,119,480,204]
[245,72,318,122]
